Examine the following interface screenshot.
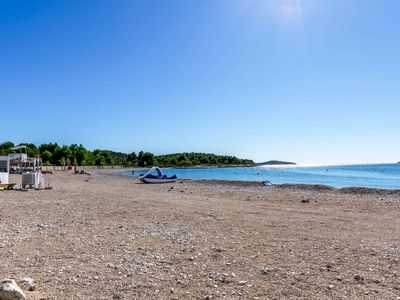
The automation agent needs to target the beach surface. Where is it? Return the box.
[0,169,399,299]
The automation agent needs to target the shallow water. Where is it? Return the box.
[119,164,400,189]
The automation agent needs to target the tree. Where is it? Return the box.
[127,152,137,166]
[0,141,255,167]
[138,152,155,167]
[69,144,87,165]
[60,157,66,170]
[0,141,14,152]
[84,152,94,166]
[81,160,86,171]
[20,143,39,157]
[41,150,53,164]
[95,155,105,167]
[200,155,210,164]
[0,141,18,156]
[177,154,188,162]
[137,151,144,166]
[143,152,155,166]
[106,157,114,167]
[53,145,72,166]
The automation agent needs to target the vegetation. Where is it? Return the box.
[0,141,254,167]
[155,153,253,167]
[255,160,296,166]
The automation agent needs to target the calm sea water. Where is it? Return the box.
[119,164,400,189]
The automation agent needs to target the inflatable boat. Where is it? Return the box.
[138,167,177,184]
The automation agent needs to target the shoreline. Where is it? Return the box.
[113,168,400,194]
[133,162,400,169]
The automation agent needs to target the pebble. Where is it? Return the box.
[354,274,364,283]
[0,278,26,300]
[213,247,224,253]
[15,278,35,291]
[261,266,271,275]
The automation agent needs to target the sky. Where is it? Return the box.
[1,0,399,164]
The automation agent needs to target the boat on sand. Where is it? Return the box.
[138,167,177,184]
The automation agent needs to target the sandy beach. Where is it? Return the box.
[1,169,399,299]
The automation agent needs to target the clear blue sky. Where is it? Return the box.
[1,0,399,164]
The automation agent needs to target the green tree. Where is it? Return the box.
[127,152,137,165]
[200,156,210,164]
[69,144,87,165]
[137,151,144,166]
[0,141,14,154]
[170,157,178,166]
[138,152,155,167]
[41,150,53,164]
[20,143,39,157]
[60,157,66,170]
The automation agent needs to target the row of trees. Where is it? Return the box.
[0,142,123,167]
[155,153,253,167]
[0,141,254,167]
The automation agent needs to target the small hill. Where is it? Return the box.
[255,160,296,166]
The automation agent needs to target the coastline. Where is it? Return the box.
[115,167,400,193]
[127,162,400,169]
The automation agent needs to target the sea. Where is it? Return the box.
[119,164,400,190]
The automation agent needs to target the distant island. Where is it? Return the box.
[255,160,296,166]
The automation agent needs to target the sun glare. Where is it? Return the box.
[278,0,304,27]
[236,0,305,30]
